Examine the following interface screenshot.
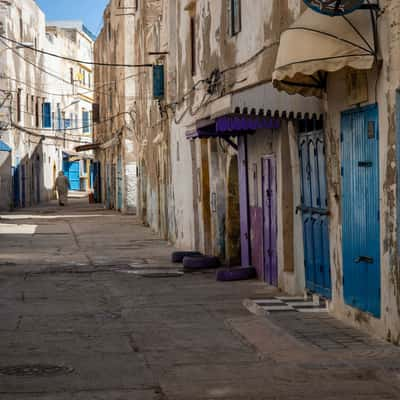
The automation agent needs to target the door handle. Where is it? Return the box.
[354,256,374,264]
[358,161,373,167]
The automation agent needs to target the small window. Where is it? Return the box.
[42,102,52,128]
[56,103,62,130]
[82,110,90,133]
[64,117,71,129]
[190,17,196,76]
[35,98,39,127]
[108,22,112,41]
[227,0,241,36]
[108,90,112,113]
[17,89,22,122]
[19,10,23,41]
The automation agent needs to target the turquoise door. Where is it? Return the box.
[63,160,80,191]
[299,128,331,298]
[341,104,380,317]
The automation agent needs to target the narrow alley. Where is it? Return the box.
[1,198,400,399]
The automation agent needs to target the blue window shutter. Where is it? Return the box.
[153,65,164,99]
[42,102,51,128]
[82,111,89,133]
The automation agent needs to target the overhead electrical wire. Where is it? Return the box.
[0,34,153,68]
[7,110,133,133]
[0,74,152,101]
[0,39,117,98]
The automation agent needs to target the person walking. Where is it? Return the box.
[54,171,70,206]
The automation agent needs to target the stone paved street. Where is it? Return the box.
[1,198,400,399]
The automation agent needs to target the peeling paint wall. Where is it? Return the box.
[168,0,299,257]
[283,0,400,342]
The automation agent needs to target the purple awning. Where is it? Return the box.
[186,114,281,140]
[216,115,280,132]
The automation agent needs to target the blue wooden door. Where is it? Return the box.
[299,129,331,298]
[13,166,20,208]
[63,160,80,191]
[341,104,380,317]
[90,163,94,190]
[21,165,26,208]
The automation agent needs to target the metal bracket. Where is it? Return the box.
[360,4,380,11]
[222,137,238,151]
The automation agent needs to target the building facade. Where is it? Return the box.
[0,0,94,210]
[93,0,137,213]
[273,0,400,342]
[93,0,400,344]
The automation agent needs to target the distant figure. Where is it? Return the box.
[54,171,70,206]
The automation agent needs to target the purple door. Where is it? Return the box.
[238,136,251,267]
[262,156,278,286]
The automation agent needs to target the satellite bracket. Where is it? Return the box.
[359,4,380,11]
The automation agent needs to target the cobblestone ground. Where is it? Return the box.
[1,197,400,399]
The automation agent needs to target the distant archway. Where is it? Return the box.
[225,155,241,266]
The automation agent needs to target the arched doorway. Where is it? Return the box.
[225,155,241,266]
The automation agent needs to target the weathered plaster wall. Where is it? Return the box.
[168,0,302,257]
[317,0,400,342]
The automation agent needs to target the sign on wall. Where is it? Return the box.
[346,69,368,106]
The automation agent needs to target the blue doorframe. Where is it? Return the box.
[341,104,380,317]
[299,126,331,298]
